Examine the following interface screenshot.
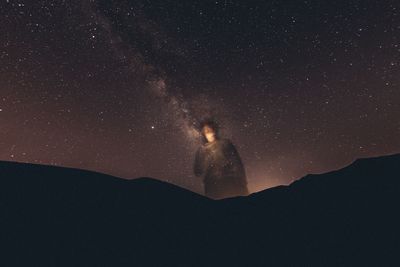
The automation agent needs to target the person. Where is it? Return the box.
[193,118,250,199]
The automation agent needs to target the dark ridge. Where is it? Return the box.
[1,153,400,266]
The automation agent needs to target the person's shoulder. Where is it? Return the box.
[220,138,233,146]
[197,143,207,152]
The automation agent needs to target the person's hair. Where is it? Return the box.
[198,117,220,143]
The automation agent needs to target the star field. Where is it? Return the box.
[1,0,399,194]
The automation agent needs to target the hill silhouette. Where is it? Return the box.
[1,153,399,266]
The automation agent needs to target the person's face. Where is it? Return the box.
[202,125,216,143]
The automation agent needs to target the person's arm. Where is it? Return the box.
[193,147,205,177]
[224,140,249,195]
[225,140,246,178]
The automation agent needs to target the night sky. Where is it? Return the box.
[1,0,399,195]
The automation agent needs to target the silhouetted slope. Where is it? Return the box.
[1,153,400,266]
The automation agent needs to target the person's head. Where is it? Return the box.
[199,118,220,143]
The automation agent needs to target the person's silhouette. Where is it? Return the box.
[193,118,249,199]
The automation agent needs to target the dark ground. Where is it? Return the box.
[1,153,400,266]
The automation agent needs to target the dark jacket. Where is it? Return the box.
[193,138,249,199]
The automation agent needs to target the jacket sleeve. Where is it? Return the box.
[225,140,246,179]
[193,147,205,177]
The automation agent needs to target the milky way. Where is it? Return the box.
[1,0,399,195]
